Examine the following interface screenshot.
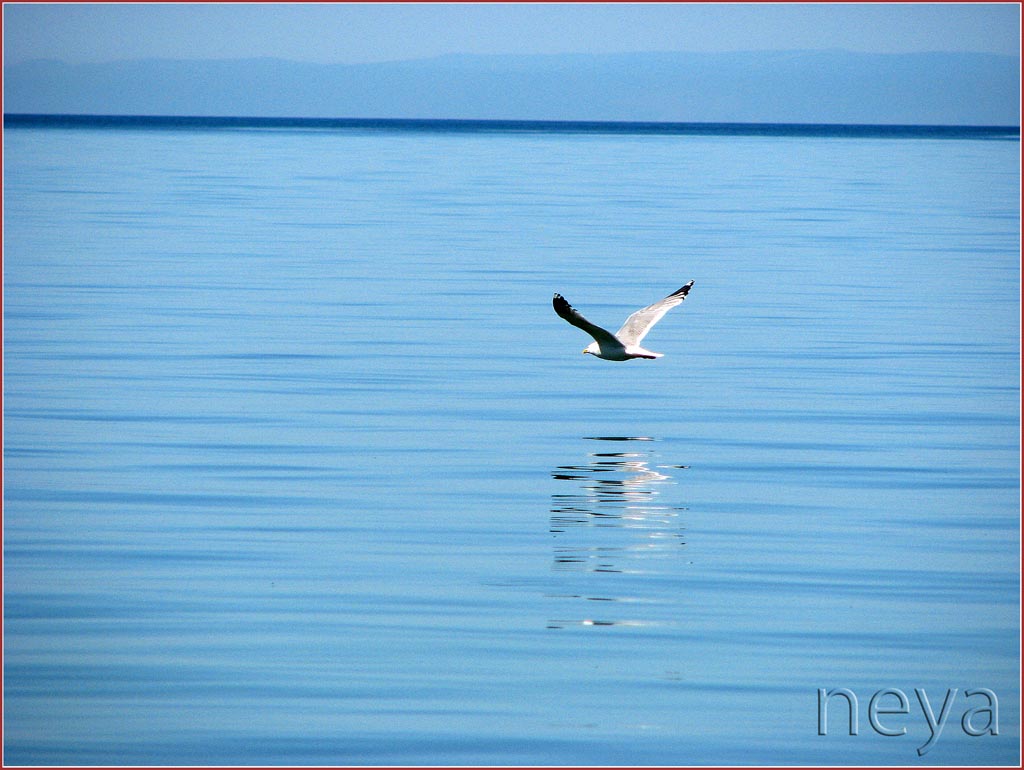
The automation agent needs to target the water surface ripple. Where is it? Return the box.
[3,119,1019,765]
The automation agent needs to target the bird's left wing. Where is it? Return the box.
[552,294,620,347]
[614,281,694,346]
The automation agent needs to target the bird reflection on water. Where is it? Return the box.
[548,437,688,629]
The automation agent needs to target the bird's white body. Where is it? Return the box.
[583,341,662,360]
[553,281,694,362]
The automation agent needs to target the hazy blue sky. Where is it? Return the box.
[3,2,1020,66]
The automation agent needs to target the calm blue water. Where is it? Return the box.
[3,117,1020,765]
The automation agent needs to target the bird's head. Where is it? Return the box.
[583,343,599,356]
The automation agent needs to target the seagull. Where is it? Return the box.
[552,281,694,361]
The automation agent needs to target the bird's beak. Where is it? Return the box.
[582,348,588,355]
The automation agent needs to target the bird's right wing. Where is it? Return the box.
[614,281,694,346]
[552,294,620,347]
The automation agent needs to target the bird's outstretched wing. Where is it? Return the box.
[552,294,621,347]
[614,281,694,346]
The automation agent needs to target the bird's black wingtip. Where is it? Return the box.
[552,293,573,317]
[676,280,694,297]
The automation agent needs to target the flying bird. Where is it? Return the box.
[552,281,694,361]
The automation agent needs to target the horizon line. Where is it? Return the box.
[4,114,1020,137]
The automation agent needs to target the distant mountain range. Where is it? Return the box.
[4,50,1019,125]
